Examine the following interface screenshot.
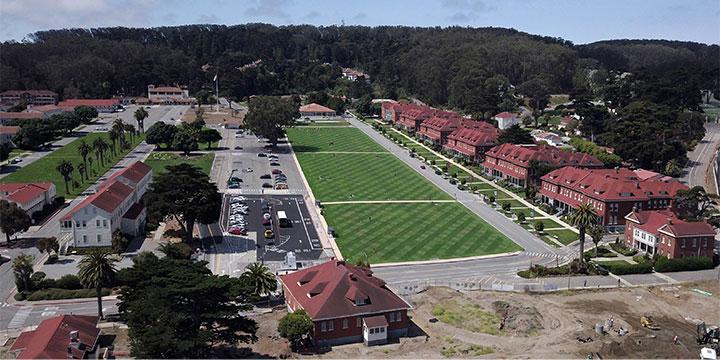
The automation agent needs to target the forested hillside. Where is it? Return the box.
[1,24,717,107]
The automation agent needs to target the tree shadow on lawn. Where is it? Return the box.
[287,145,321,153]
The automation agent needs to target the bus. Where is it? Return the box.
[278,211,291,227]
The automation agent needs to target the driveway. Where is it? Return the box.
[681,122,720,191]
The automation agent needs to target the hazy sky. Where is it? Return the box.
[1,0,718,44]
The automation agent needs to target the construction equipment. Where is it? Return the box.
[697,322,720,348]
[640,316,661,330]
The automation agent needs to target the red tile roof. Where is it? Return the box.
[0,182,53,205]
[0,125,20,135]
[57,99,120,108]
[542,167,688,202]
[421,116,462,132]
[0,112,44,120]
[105,161,152,185]
[9,315,99,359]
[486,143,602,168]
[626,209,715,237]
[299,103,335,114]
[447,121,499,147]
[364,315,389,328]
[280,260,411,320]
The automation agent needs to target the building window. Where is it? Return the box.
[357,318,362,327]
[388,312,395,322]
[82,235,87,243]
[82,221,87,228]
[321,322,327,332]
[342,319,348,329]
[327,320,334,332]
[103,220,108,227]
[380,327,385,333]
[369,328,375,334]
[96,220,101,227]
[396,311,402,321]
[693,238,697,248]
[681,239,685,248]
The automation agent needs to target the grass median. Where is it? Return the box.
[145,152,215,175]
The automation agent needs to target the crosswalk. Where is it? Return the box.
[8,306,32,329]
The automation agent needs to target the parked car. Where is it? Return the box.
[434,169,442,175]
[263,213,272,220]
[271,169,283,175]
[260,174,271,179]
[10,158,21,164]
[264,229,274,239]
[262,218,271,226]
[228,183,240,189]
[257,153,266,157]
[244,168,253,172]
[234,146,243,150]
[275,183,289,190]
[420,165,426,169]
[270,162,280,166]
[262,182,273,188]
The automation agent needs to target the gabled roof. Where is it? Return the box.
[299,103,335,113]
[280,260,411,320]
[149,86,184,92]
[25,105,74,113]
[123,202,145,219]
[105,161,152,185]
[0,182,54,205]
[57,99,120,108]
[626,209,715,237]
[421,116,462,132]
[542,167,688,201]
[447,121,499,147]
[9,315,99,359]
[486,143,602,168]
[0,125,21,135]
[62,180,133,221]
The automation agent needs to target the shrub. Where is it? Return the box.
[501,202,511,212]
[38,278,57,289]
[598,261,653,275]
[533,220,545,233]
[632,254,650,264]
[516,212,526,223]
[14,292,27,301]
[654,256,714,272]
[26,288,111,301]
[46,254,59,264]
[488,195,496,204]
[56,274,82,290]
[609,242,637,256]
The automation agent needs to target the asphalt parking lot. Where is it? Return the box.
[221,194,323,262]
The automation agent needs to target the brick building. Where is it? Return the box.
[395,105,436,133]
[417,116,464,146]
[482,143,602,188]
[540,167,688,231]
[624,208,715,259]
[0,90,58,106]
[279,259,412,347]
[0,112,44,125]
[443,121,500,163]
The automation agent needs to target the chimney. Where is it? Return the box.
[667,217,673,225]
[69,330,79,342]
[635,182,640,189]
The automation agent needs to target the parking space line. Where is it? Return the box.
[294,197,316,249]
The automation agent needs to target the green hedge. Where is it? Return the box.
[598,261,653,275]
[24,288,111,301]
[654,256,714,273]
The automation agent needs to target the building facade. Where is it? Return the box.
[280,260,412,347]
[493,112,520,130]
[299,103,336,117]
[417,116,463,146]
[0,182,56,218]
[443,122,500,163]
[0,90,58,106]
[624,209,716,259]
[147,85,194,104]
[540,167,688,230]
[60,162,151,247]
[482,143,603,188]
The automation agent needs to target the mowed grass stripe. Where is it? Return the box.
[324,203,521,264]
[296,153,449,202]
[287,127,387,153]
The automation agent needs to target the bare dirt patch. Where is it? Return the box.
[182,105,246,126]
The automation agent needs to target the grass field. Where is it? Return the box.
[544,229,579,245]
[324,202,521,263]
[1,132,145,198]
[144,152,215,175]
[296,153,450,202]
[287,127,386,153]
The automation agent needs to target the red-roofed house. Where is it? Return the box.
[493,112,520,130]
[540,167,688,230]
[280,260,412,347]
[395,104,436,133]
[57,99,120,113]
[444,121,500,163]
[1,125,21,147]
[0,90,58,106]
[147,84,194,104]
[482,143,603,188]
[60,162,152,247]
[0,182,56,218]
[299,103,336,117]
[624,209,715,259]
[25,104,74,118]
[417,116,465,146]
[0,112,44,125]
[9,315,100,359]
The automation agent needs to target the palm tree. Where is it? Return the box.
[108,129,120,155]
[587,224,605,258]
[55,160,74,195]
[78,249,117,319]
[78,140,91,173]
[134,107,149,133]
[241,262,278,304]
[77,162,87,181]
[123,124,136,144]
[87,155,94,176]
[93,137,109,166]
[568,203,598,263]
[112,119,126,149]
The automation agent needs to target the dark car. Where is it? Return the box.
[257,153,267,157]
[234,146,243,150]
[271,169,283,175]
[434,169,442,175]
[263,144,273,149]
[262,218,271,226]
[449,179,457,185]
[262,182,273,188]
[260,174,271,179]
[270,162,280,166]
[420,165,426,169]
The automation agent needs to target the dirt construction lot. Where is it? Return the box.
[247,281,719,358]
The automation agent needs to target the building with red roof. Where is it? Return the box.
[57,99,120,113]
[25,104,74,118]
[482,143,603,188]
[0,90,58,107]
[624,208,716,259]
[0,112,44,125]
[493,111,520,130]
[1,125,21,147]
[147,84,194,104]
[417,115,464,145]
[299,103,336,117]
[540,167,688,230]
[60,161,151,247]
[280,259,412,347]
[0,182,56,218]
[9,314,100,359]
[444,121,500,163]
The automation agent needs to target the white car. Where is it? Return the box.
[245,168,253,173]
[263,213,272,220]
[231,196,247,202]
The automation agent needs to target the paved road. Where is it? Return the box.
[0,297,119,332]
[0,135,80,179]
[681,122,720,191]
[96,104,189,132]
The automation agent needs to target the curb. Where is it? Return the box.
[371,251,523,268]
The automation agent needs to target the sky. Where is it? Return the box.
[0,0,718,44]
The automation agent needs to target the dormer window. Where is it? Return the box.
[354,298,367,306]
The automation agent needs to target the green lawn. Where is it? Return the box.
[144,152,215,175]
[544,229,579,245]
[295,120,349,127]
[287,127,386,153]
[2,132,145,198]
[324,203,521,263]
[296,153,450,202]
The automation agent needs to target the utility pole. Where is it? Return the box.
[214,73,220,112]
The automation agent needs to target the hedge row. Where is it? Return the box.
[16,288,111,301]
[609,242,638,256]
[654,256,714,273]
[598,261,653,275]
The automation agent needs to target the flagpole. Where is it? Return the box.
[215,73,219,112]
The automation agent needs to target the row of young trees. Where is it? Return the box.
[145,121,222,155]
[11,106,98,149]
